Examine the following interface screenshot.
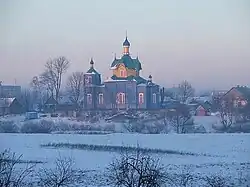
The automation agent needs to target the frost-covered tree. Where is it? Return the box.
[219,99,235,131]
[178,80,195,103]
[166,104,192,134]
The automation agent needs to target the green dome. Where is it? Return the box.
[123,37,130,46]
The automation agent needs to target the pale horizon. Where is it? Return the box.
[1,0,250,91]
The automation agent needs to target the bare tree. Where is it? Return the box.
[67,72,84,108]
[219,99,234,131]
[39,71,55,98]
[37,156,85,187]
[30,76,46,110]
[0,150,36,187]
[40,56,70,101]
[106,146,167,187]
[178,80,195,103]
[166,104,192,134]
[20,89,32,112]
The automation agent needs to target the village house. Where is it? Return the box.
[0,98,23,116]
[220,86,250,121]
[43,96,78,116]
[188,100,212,116]
[222,86,250,108]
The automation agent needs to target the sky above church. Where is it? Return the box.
[0,0,249,91]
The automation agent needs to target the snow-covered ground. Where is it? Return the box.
[193,116,221,133]
[1,133,250,185]
[1,114,250,185]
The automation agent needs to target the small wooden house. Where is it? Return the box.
[188,100,212,116]
[0,98,23,116]
[43,96,58,113]
[43,96,78,116]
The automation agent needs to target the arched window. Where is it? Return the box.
[116,92,125,104]
[98,93,104,104]
[87,94,92,104]
[139,93,144,104]
[120,70,125,77]
[152,93,157,104]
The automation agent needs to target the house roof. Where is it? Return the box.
[189,100,211,111]
[0,98,16,108]
[234,86,250,99]
[186,96,211,104]
[111,55,142,71]
[200,102,211,111]
[44,96,58,105]
[162,100,181,109]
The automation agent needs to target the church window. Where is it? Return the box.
[139,93,144,104]
[120,70,125,77]
[87,94,92,104]
[85,76,92,84]
[117,92,125,104]
[241,100,247,106]
[98,93,104,104]
[152,93,157,103]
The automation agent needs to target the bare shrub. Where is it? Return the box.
[37,156,85,187]
[0,121,19,133]
[177,173,194,187]
[106,146,168,187]
[203,175,228,187]
[70,123,81,131]
[123,122,146,133]
[102,123,115,132]
[0,150,35,187]
[56,121,71,131]
[21,120,55,133]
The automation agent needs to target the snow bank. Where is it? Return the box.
[193,116,222,133]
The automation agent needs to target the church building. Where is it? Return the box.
[83,36,161,110]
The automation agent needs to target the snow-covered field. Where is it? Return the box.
[1,133,250,186]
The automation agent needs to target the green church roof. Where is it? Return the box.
[86,67,100,74]
[111,75,147,84]
[111,55,142,71]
